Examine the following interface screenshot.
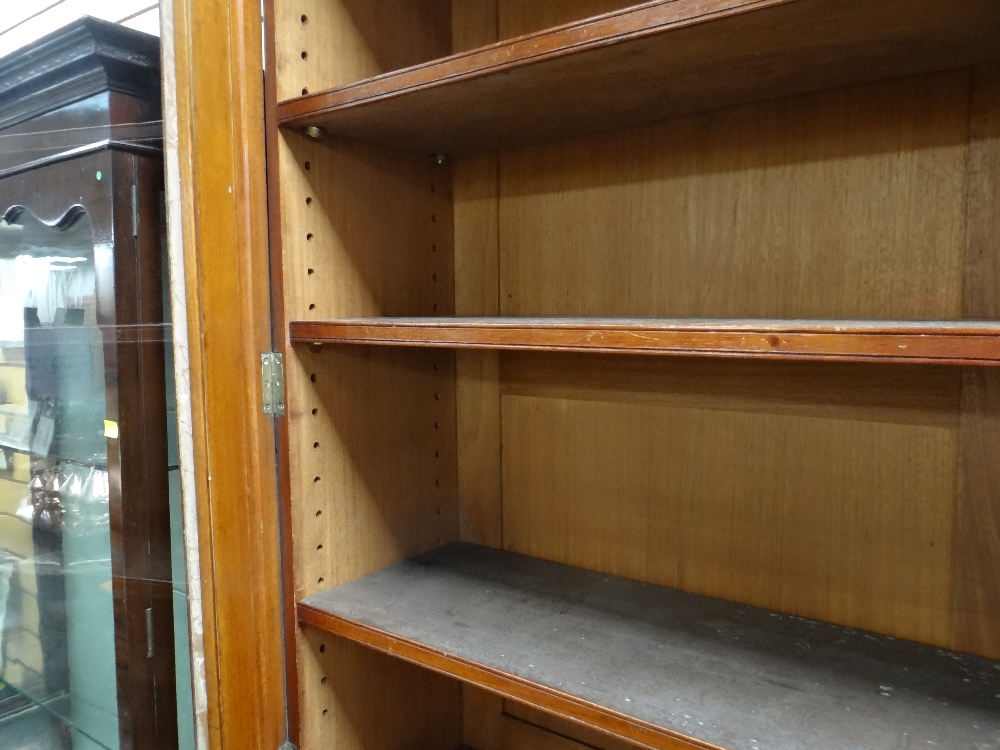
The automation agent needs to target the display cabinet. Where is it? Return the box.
[263,2,1000,748]
[0,18,178,750]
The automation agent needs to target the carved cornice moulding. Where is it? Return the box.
[0,16,160,132]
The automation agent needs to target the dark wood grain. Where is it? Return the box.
[0,17,160,133]
[299,543,1000,750]
[277,0,1000,155]
[0,21,176,741]
[290,317,1000,365]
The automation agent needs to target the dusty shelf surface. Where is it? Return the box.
[299,542,1000,750]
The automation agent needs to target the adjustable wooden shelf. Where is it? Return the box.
[276,0,1000,155]
[291,317,1000,364]
[298,543,1000,750]
[265,0,1000,748]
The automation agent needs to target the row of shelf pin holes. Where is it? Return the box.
[299,140,448,711]
[302,161,448,595]
[295,7,335,721]
[300,13,310,96]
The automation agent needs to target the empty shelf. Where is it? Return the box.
[299,543,1000,750]
[277,0,1000,155]
[289,317,1000,365]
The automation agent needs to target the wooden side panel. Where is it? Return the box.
[288,345,457,597]
[276,11,462,747]
[298,625,462,750]
[273,0,451,100]
[279,131,454,320]
[499,70,970,320]
[501,355,962,648]
[282,139,461,745]
[953,64,1000,659]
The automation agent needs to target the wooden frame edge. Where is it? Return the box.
[161,0,287,749]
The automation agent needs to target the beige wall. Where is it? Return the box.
[0,1,159,59]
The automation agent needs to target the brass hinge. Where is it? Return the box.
[261,352,286,416]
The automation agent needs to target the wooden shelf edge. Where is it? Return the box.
[289,318,1000,365]
[297,601,717,750]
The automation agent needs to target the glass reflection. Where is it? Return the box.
[0,210,116,750]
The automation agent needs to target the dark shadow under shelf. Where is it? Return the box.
[289,317,1000,365]
[299,543,1000,750]
[277,0,1000,156]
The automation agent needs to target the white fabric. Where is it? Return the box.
[0,256,96,343]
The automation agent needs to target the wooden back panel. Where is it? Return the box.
[498,69,970,320]
[454,9,1000,677]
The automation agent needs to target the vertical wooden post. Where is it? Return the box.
[161,0,287,748]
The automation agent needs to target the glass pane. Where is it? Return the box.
[0,210,115,749]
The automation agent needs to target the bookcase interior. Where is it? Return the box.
[271,1,1000,748]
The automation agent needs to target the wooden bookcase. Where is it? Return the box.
[264,1,1000,748]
